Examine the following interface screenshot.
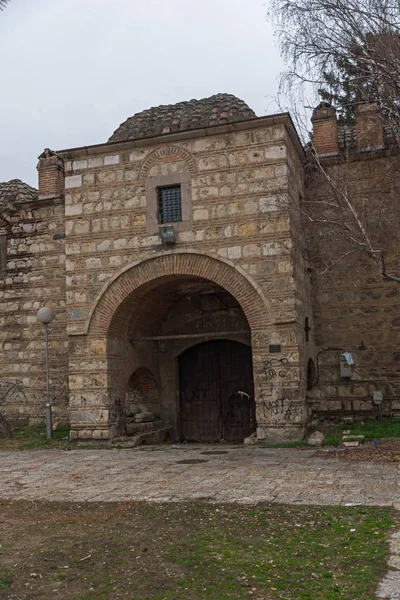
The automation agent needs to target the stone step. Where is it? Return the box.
[343,441,360,447]
[342,435,365,442]
[111,427,173,448]
[125,420,163,436]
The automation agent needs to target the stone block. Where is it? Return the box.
[129,149,148,162]
[65,204,83,216]
[77,429,93,440]
[235,223,257,236]
[200,186,219,198]
[74,220,90,235]
[243,244,261,257]
[307,431,325,446]
[244,199,258,214]
[104,155,120,166]
[134,412,155,423]
[88,157,104,168]
[73,160,88,170]
[193,208,209,221]
[260,197,279,212]
[227,202,240,216]
[263,242,289,256]
[83,173,95,185]
[65,175,82,189]
[388,555,400,570]
[389,538,400,556]
[227,246,242,259]
[264,145,286,160]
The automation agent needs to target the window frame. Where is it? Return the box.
[146,173,192,235]
[157,184,183,225]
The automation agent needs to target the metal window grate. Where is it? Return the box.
[158,185,182,223]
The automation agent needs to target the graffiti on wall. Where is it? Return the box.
[260,355,301,422]
[263,357,289,381]
[0,379,27,406]
[0,375,69,408]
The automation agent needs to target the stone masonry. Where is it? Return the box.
[0,93,399,442]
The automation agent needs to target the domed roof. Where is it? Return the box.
[0,179,37,204]
[108,93,257,143]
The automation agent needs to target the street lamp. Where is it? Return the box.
[37,306,55,439]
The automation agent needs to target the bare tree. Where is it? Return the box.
[297,148,400,284]
[268,0,400,282]
[0,0,10,10]
[269,0,400,144]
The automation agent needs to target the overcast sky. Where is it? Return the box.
[0,0,284,187]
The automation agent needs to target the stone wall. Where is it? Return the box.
[306,152,400,421]
[0,195,68,425]
[4,101,398,438]
[59,117,309,440]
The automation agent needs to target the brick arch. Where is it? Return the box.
[140,145,196,179]
[86,250,274,336]
[127,368,159,404]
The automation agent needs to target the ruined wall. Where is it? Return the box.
[306,151,400,421]
[0,194,68,425]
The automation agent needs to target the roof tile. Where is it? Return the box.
[108,93,256,143]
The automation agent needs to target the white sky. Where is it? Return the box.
[0,0,285,186]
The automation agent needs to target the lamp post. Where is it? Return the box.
[37,307,55,439]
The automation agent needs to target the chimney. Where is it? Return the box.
[311,102,339,156]
[356,102,384,151]
[37,149,64,198]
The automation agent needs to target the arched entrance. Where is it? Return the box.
[68,251,309,443]
[179,340,255,442]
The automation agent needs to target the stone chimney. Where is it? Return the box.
[37,149,64,198]
[311,102,339,156]
[356,102,384,151]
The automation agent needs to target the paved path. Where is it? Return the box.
[0,444,399,506]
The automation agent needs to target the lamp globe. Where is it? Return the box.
[37,307,55,325]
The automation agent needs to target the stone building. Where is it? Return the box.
[0,94,398,443]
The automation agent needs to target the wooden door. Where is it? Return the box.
[179,340,255,442]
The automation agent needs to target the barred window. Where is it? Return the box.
[157,185,182,224]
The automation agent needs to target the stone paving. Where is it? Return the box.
[0,444,399,506]
[377,531,400,599]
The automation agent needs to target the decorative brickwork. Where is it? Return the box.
[140,146,196,179]
[88,251,273,335]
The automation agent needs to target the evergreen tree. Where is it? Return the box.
[318,34,400,124]
[319,54,366,124]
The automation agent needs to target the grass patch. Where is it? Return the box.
[0,500,395,600]
[0,425,71,450]
[323,418,400,447]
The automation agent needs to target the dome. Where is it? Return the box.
[0,179,37,204]
[108,93,257,143]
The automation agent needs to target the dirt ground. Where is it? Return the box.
[325,439,400,463]
[0,501,395,600]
